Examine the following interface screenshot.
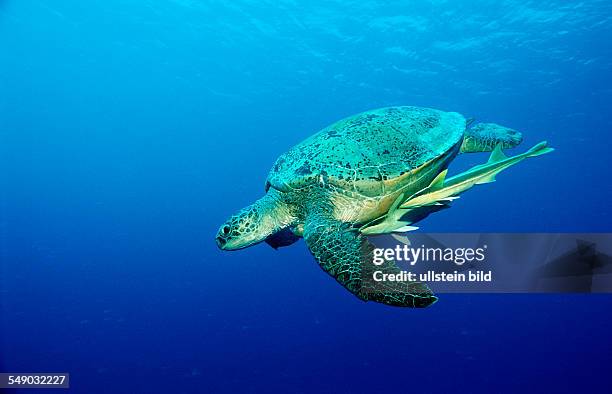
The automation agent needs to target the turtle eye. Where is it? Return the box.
[222,225,231,235]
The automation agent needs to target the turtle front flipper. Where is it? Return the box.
[461,122,523,153]
[303,214,437,308]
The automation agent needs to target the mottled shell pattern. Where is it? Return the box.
[266,106,466,198]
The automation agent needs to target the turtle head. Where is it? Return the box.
[216,205,267,250]
[216,189,294,251]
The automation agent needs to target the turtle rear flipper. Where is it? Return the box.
[461,122,523,153]
[304,213,437,308]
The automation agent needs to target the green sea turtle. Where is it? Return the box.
[215,106,552,307]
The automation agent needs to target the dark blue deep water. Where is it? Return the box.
[2,1,612,393]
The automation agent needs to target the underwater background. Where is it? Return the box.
[2,0,612,393]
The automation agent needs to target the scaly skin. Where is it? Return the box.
[217,184,436,308]
[461,122,523,153]
[302,192,437,307]
[215,189,295,251]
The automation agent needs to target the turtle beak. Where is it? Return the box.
[215,234,227,250]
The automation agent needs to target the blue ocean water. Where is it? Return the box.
[1,0,612,392]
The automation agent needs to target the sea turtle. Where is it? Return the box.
[215,106,550,307]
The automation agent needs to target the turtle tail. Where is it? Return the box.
[460,122,523,153]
